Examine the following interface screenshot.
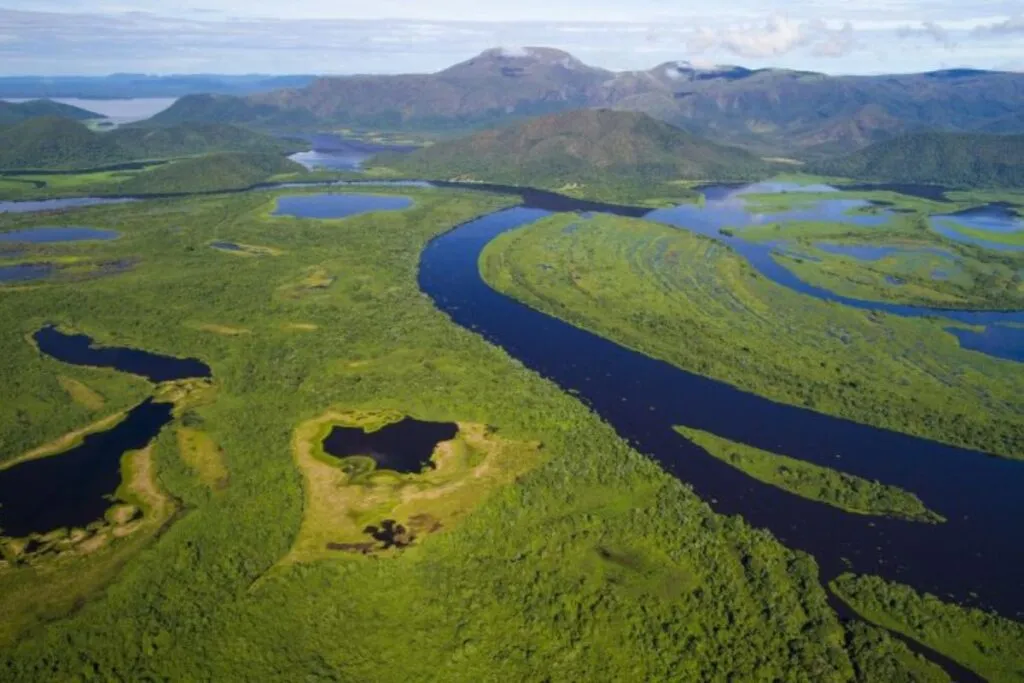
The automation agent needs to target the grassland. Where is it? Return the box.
[480,212,1023,458]
[832,573,1024,682]
[675,427,944,523]
[0,185,945,679]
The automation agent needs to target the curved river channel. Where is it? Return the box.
[419,192,1024,623]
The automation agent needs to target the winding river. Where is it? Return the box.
[420,199,1024,622]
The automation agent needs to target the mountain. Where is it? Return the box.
[371,109,770,200]
[143,48,1024,156]
[814,132,1024,188]
[0,99,101,125]
[114,152,305,194]
[0,117,304,171]
[0,74,317,99]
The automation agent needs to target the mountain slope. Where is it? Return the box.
[0,118,304,170]
[814,132,1024,188]
[371,109,769,200]
[144,48,1024,155]
[114,152,305,194]
[0,99,101,125]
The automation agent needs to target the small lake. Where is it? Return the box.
[34,325,212,383]
[0,227,119,243]
[273,194,413,219]
[211,241,243,252]
[929,205,1024,252]
[0,400,173,537]
[322,418,458,473]
[287,134,417,171]
[0,198,136,215]
[0,263,52,283]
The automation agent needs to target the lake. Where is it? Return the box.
[0,227,119,243]
[321,419,458,474]
[3,98,177,124]
[273,193,413,219]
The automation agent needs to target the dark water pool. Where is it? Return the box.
[0,400,173,537]
[0,263,52,283]
[0,226,119,243]
[322,418,458,473]
[273,194,412,219]
[419,203,1024,622]
[211,241,243,252]
[0,198,135,214]
[34,325,211,383]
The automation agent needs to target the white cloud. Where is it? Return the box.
[972,15,1024,35]
[896,20,957,49]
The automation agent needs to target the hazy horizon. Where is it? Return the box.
[1,2,1022,77]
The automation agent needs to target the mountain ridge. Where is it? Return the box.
[142,47,1024,155]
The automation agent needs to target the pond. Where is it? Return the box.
[0,400,173,537]
[34,325,212,383]
[321,418,458,474]
[0,226,119,243]
[0,197,136,214]
[0,263,52,283]
[273,193,413,219]
[287,133,417,171]
[210,241,243,252]
[929,205,1024,252]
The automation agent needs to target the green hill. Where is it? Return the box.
[144,93,318,129]
[0,117,305,170]
[0,99,101,125]
[114,152,305,194]
[371,109,770,201]
[815,132,1024,188]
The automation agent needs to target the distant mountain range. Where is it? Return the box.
[815,132,1024,188]
[0,118,304,171]
[0,99,101,125]
[143,47,1024,156]
[0,74,318,100]
[372,109,770,201]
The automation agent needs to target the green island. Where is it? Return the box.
[479,211,1023,458]
[832,573,1024,682]
[674,427,944,523]
[0,185,949,680]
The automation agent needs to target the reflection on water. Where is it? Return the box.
[0,226,119,243]
[273,193,413,219]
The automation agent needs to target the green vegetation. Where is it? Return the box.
[832,574,1024,682]
[0,100,101,125]
[674,427,944,523]
[844,621,950,683]
[114,152,304,195]
[0,117,305,171]
[814,132,1024,188]
[0,186,941,679]
[371,109,772,204]
[480,212,1023,457]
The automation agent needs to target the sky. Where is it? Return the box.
[1,1,1023,76]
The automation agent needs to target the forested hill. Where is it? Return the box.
[814,132,1024,188]
[0,117,305,170]
[0,99,101,125]
[114,152,306,194]
[371,109,771,198]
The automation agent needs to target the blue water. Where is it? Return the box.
[211,241,243,252]
[929,205,1024,252]
[0,263,52,282]
[0,226,119,243]
[273,193,413,219]
[644,185,1024,362]
[0,197,135,214]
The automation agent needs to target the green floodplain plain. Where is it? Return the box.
[0,165,1022,680]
